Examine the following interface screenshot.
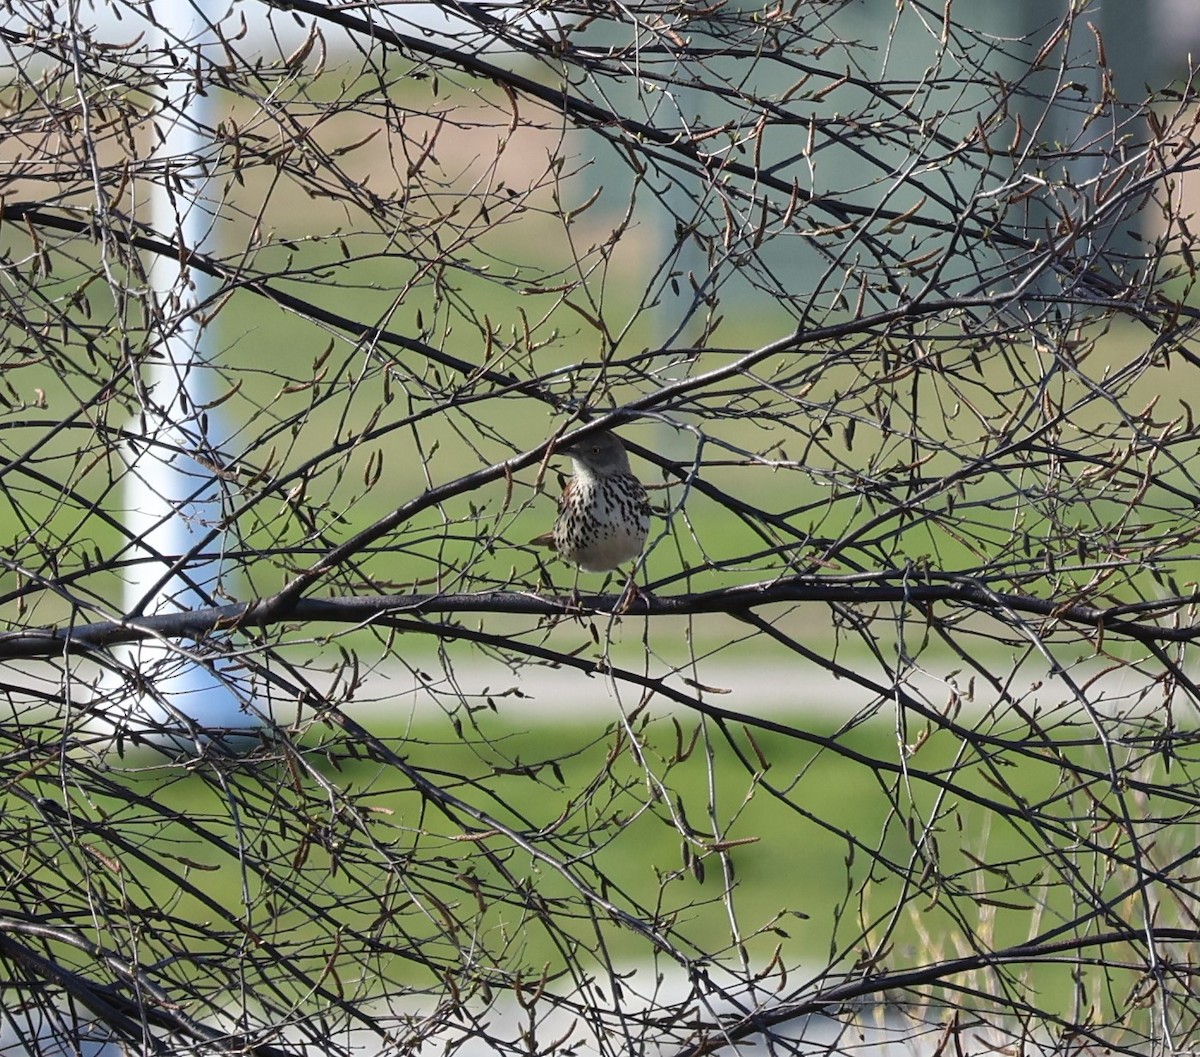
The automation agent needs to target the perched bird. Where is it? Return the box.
[533,429,651,582]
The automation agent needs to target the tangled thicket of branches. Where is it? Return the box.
[3,0,1200,1053]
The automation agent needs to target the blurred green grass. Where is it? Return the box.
[16,703,1167,1026]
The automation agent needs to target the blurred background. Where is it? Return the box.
[4,1,1200,1054]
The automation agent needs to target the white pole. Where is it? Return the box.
[116,0,252,746]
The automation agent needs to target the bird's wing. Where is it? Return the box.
[556,476,576,514]
[528,479,573,548]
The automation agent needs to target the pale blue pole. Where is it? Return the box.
[116,0,253,746]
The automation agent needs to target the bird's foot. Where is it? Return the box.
[614,573,652,615]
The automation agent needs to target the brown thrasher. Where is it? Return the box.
[532,430,651,590]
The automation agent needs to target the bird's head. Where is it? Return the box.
[558,430,633,477]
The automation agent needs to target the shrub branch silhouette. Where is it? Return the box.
[2,1,1200,1054]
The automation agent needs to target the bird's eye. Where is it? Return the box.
[591,445,601,455]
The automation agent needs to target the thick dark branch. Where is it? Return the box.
[0,921,298,1057]
[674,926,1200,1057]
[6,574,1197,660]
